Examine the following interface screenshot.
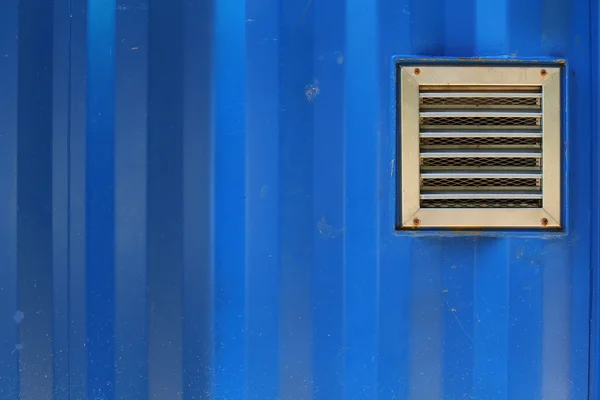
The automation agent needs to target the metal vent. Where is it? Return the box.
[398,66,562,229]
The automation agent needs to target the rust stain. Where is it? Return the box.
[304,79,320,102]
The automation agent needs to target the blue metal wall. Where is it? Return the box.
[0,0,597,399]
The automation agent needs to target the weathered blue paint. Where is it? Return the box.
[86,0,116,397]
[0,1,18,398]
[591,1,600,399]
[0,0,598,399]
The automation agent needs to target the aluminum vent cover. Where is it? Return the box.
[398,66,561,229]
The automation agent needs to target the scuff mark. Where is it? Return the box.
[13,311,24,324]
[305,79,320,102]
[12,343,23,354]
[260,185,267,199]
[318,51,344,65]
[246,18,256,23]
[574,35,586,59]
[515,249,524,259]
[390,159,395,177]
[292,0,314,33]
[117,3,149,11]
[317,216,343,240]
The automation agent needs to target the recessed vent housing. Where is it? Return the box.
[398,66,561,229]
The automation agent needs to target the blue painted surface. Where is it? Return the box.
[0,0,598,399]
[87,0,116,398]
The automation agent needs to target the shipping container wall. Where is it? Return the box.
[0,0,598,399]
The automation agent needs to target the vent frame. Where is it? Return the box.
[398,65,562,229]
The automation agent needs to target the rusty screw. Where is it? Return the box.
[541,218,549,227]
[541,69,547,77]
[414,68,421,75]
[413,218,421,227]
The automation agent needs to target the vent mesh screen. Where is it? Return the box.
[422,177,539,188]
[421,116,539,127]
[422,97,539,106]
[418,87,543,209]
[422,157,540,168]
[421,137,541,147]
[420,198,542,208]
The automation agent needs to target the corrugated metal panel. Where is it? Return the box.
[0,0,595,399]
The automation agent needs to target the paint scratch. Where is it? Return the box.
[317,216,343,239]
[445,302,474,344]
[292,0,314,34]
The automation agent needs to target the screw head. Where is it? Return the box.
[414,68,421,75]
[413,218,421,227]
[541,69,547,77]
[541,218,549,227]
